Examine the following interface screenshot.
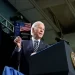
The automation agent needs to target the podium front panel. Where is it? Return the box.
[29,41,75,75]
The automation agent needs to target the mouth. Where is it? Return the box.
[39,33,43,36]
[39,33,42,35]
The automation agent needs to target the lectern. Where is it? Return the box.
[29,41,75,75]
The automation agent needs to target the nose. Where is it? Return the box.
[40,29,44,33]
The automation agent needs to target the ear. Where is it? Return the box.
[32,28,34,33]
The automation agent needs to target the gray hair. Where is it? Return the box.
[31,21,45,36]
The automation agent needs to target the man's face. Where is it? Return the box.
[32,23,45,39]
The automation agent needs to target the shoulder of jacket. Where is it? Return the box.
[22,40,31,43]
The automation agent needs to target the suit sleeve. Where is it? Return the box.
[9,41,23,70]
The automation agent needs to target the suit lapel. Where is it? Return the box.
[38,41,44,52]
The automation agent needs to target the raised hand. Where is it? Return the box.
[14,36,22,48]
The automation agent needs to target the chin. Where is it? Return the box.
[37,35,43,39]
[38,36,43,39]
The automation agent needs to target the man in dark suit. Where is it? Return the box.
[10,21,49,75]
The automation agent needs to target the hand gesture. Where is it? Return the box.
[14,36,22,48]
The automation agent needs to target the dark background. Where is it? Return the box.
[0,23,15,74]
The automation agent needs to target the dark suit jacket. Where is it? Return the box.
[10,39,49,75]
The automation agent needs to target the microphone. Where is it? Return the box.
[55,37,62,42]
[55,37,69,45]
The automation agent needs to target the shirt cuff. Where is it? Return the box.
[18,48,21,52]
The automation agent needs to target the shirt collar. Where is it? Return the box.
[31,37,40,43]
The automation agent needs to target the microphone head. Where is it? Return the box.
[55,37,62,42]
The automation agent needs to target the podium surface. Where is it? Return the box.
[29,41,75,75]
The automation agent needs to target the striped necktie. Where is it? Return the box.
[34,40,39,52]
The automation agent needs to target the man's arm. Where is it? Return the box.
[9,36,22,70]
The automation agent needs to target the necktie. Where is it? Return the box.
[34,40,39,52]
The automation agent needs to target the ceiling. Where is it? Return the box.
[7,0,75,51]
